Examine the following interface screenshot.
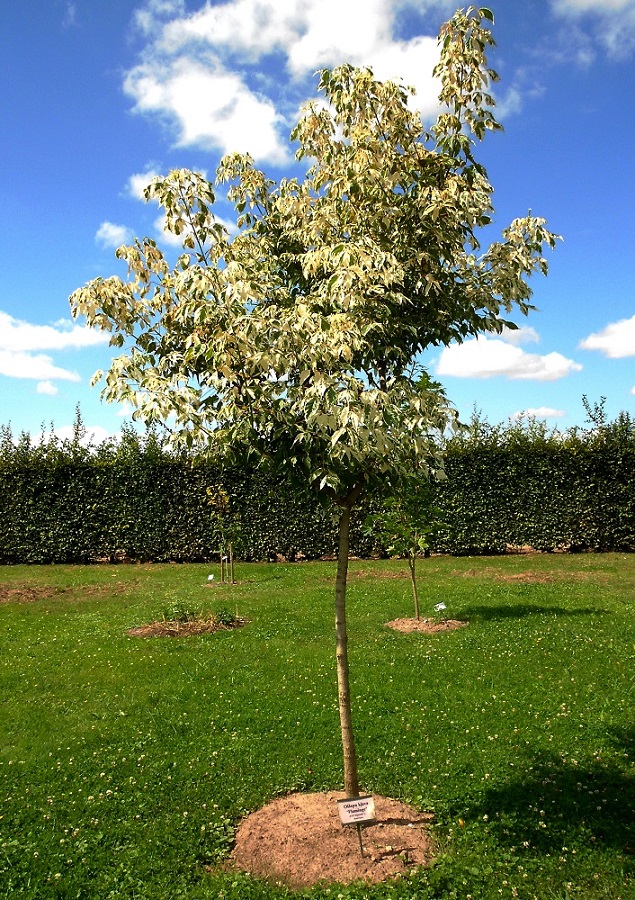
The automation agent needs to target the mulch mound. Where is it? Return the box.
[228,791,434,888]
[385,617,468,634]
[127,617,247,638]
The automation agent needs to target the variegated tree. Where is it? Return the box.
[71,7,558,797]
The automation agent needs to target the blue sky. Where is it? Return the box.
[1,0,634,442]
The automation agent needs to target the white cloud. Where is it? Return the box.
[125,56,289,162]
[127,168,163,200]
[116,401,136,418]
[134,0,186,36]
[552,0,634,12]
[37,381,59,396]
[436,334,583,381]
[0,311,109,385]
[153,209,235,246]
[0,311,109,353]
[494,86,524,119]
[499,325,540,346]
[159,0,302,59]
[63,2,78,28]
[551,0,635,58]
[128,166,211,205]
[344,36,441,117]
[153,213,187,247]
[283,0,441,112]
[511,406,566,420]
[0,350,81,383]
[579,314,635,358]
[96,221,134,248]
[124,0,450,163]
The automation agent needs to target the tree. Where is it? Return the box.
[70,7,559,798]
[364,471,443,620]
[206,484,240,582]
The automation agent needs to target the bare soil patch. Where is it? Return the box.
[349,569,410,579]
[0,584,67,604]
[456,567,555,583]
[495,571,555,584]
[458,567,609,585]
[127,616,247,638]
[386,617,468,634]
[227,791,434,889]
[0,581,134,604]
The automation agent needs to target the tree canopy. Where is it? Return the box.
[71,6,558,507]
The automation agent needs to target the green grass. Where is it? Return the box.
[0,554,634,899]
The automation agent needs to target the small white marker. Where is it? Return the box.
[207,574,215,581]
[434,602,446,612]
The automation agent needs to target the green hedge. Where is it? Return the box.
[0,423,376,563]
[433,445,635,554]
[432,410,635,554]
[0,411,633,563]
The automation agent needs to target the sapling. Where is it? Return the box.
[365,471,444,620]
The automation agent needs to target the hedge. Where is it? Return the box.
[434,445,635,555]
[432,410,635,554]
[0,411,633,563]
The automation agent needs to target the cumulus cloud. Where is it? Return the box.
[579,314,635,358]
[0,312,109,353]
[152,209,235,246]
[436,332,583,381]
[134,0,186,36]
[96,221,134,248]
[116,401,136,418]
[125,57,289,162]
[511,406,566,420]
[152,213,191,247]
[0,350,81,383]
[124,0,452,163]
[127,168,164,200]
[499,325,540,346]
[0,311,109,384]
[37,381,59,396]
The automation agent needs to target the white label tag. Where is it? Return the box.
[337,796,376,825]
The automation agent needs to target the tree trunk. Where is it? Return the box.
[407,553,420,620]
[335,500,360,798]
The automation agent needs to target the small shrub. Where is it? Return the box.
[161,598,202,623]
[214,607,240,627]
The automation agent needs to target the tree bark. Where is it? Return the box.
[335,499,360,797]
[408,553,420,620]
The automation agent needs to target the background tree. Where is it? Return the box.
[71,7,559,797]
[364,471,444,620]
[206,484,240,582]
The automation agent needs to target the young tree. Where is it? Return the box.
[206,484,240,582]
[364,471,443,620]
[70,7,558,797]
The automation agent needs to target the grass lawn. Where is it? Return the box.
[1,554,634,899]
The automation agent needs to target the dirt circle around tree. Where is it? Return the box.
[226,791,435,889]
[385,616,468,634]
